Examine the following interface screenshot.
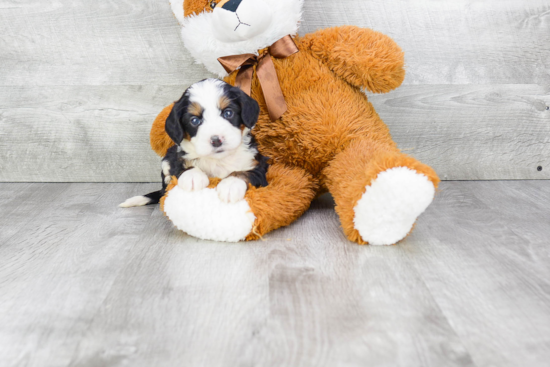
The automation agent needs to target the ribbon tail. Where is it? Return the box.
[235,65,254,97]
[257,55,287,121]
[269,35,299,59]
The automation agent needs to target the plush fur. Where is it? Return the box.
[162,176,257,242]
[152,1,440,244]
[171,0,304,76]
[353,167,435,246]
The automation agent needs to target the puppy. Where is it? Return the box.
[120,78,269,207]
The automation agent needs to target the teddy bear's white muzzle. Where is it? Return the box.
[212,0,272,43]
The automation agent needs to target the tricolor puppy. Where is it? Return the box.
[120,78,268,207]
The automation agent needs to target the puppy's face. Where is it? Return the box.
[165,79,260,158]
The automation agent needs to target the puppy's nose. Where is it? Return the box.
[211,136,223,148]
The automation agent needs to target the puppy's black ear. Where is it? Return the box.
[234,87,260,129]
[165,104,185,144]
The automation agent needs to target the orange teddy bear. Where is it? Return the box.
[150,0,439,245]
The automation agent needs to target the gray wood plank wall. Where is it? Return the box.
[0,0,549,182]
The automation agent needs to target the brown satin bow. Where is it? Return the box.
[217,35,299,121]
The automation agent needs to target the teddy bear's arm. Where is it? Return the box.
[150,103,176,157]
[305,26,405,93]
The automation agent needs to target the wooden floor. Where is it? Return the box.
[0,181,549,367]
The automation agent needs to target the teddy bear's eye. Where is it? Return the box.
[209,1,217,9]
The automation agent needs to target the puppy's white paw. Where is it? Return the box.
[162,160,172,184]
[217,176,248,203]
[178,168,209,192]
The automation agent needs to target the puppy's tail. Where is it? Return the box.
[119,190,163,208]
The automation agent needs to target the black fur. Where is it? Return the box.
[231,142,269,187]
[221,83,260,129]
[143,190,163,204]
[164,99,187,144]
[140,80,268,206]
[140,145,188,205]
[249,153,269,187]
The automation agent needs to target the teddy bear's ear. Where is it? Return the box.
[169,0,185,26]
[170,0,213,24]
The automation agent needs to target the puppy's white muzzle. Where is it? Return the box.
[212,0,273,43]
[191,117,243,158]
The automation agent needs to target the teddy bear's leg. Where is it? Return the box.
[243,163,319,240]
[323,140,440,245]
[161,163,318,242]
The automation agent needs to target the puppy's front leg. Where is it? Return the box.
[217,157,269,203]
[178,167,210,192]
[216,176,248,203]
[161,145,187,188]
[178,167,210,191]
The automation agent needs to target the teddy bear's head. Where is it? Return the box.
[169,0,304,76]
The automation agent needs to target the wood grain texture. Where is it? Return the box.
[0,0,549,181]
[0,0,212,86]
[0,86,177,182]
[369,84,550,180]
[407,181,550,367]
[0,183,159,367]
[1,181,549,366]
[1,85,548,182]
[300,0,550,85]
[1,0,548,86]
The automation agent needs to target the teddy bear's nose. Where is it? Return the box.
[220,0,242,12]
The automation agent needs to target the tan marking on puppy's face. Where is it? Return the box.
[188,102,204,117]
[218,95,231,111]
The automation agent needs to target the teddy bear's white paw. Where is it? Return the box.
[178,168,209,192]
[353,167,435,246]
[163,186,256,242]
[216,176,248,203]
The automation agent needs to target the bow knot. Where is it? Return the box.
[218,35,299,121]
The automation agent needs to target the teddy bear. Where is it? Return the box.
[150,0,439,245]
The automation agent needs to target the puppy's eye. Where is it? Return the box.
[223,109,234,119]
[190,117,201,126]
[210,1,217,9]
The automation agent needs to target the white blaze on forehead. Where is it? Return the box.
[187,79,226,111]
[183,78,244,160]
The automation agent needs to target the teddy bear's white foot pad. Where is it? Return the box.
[163,186,256,242]
[353,167,435,246]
